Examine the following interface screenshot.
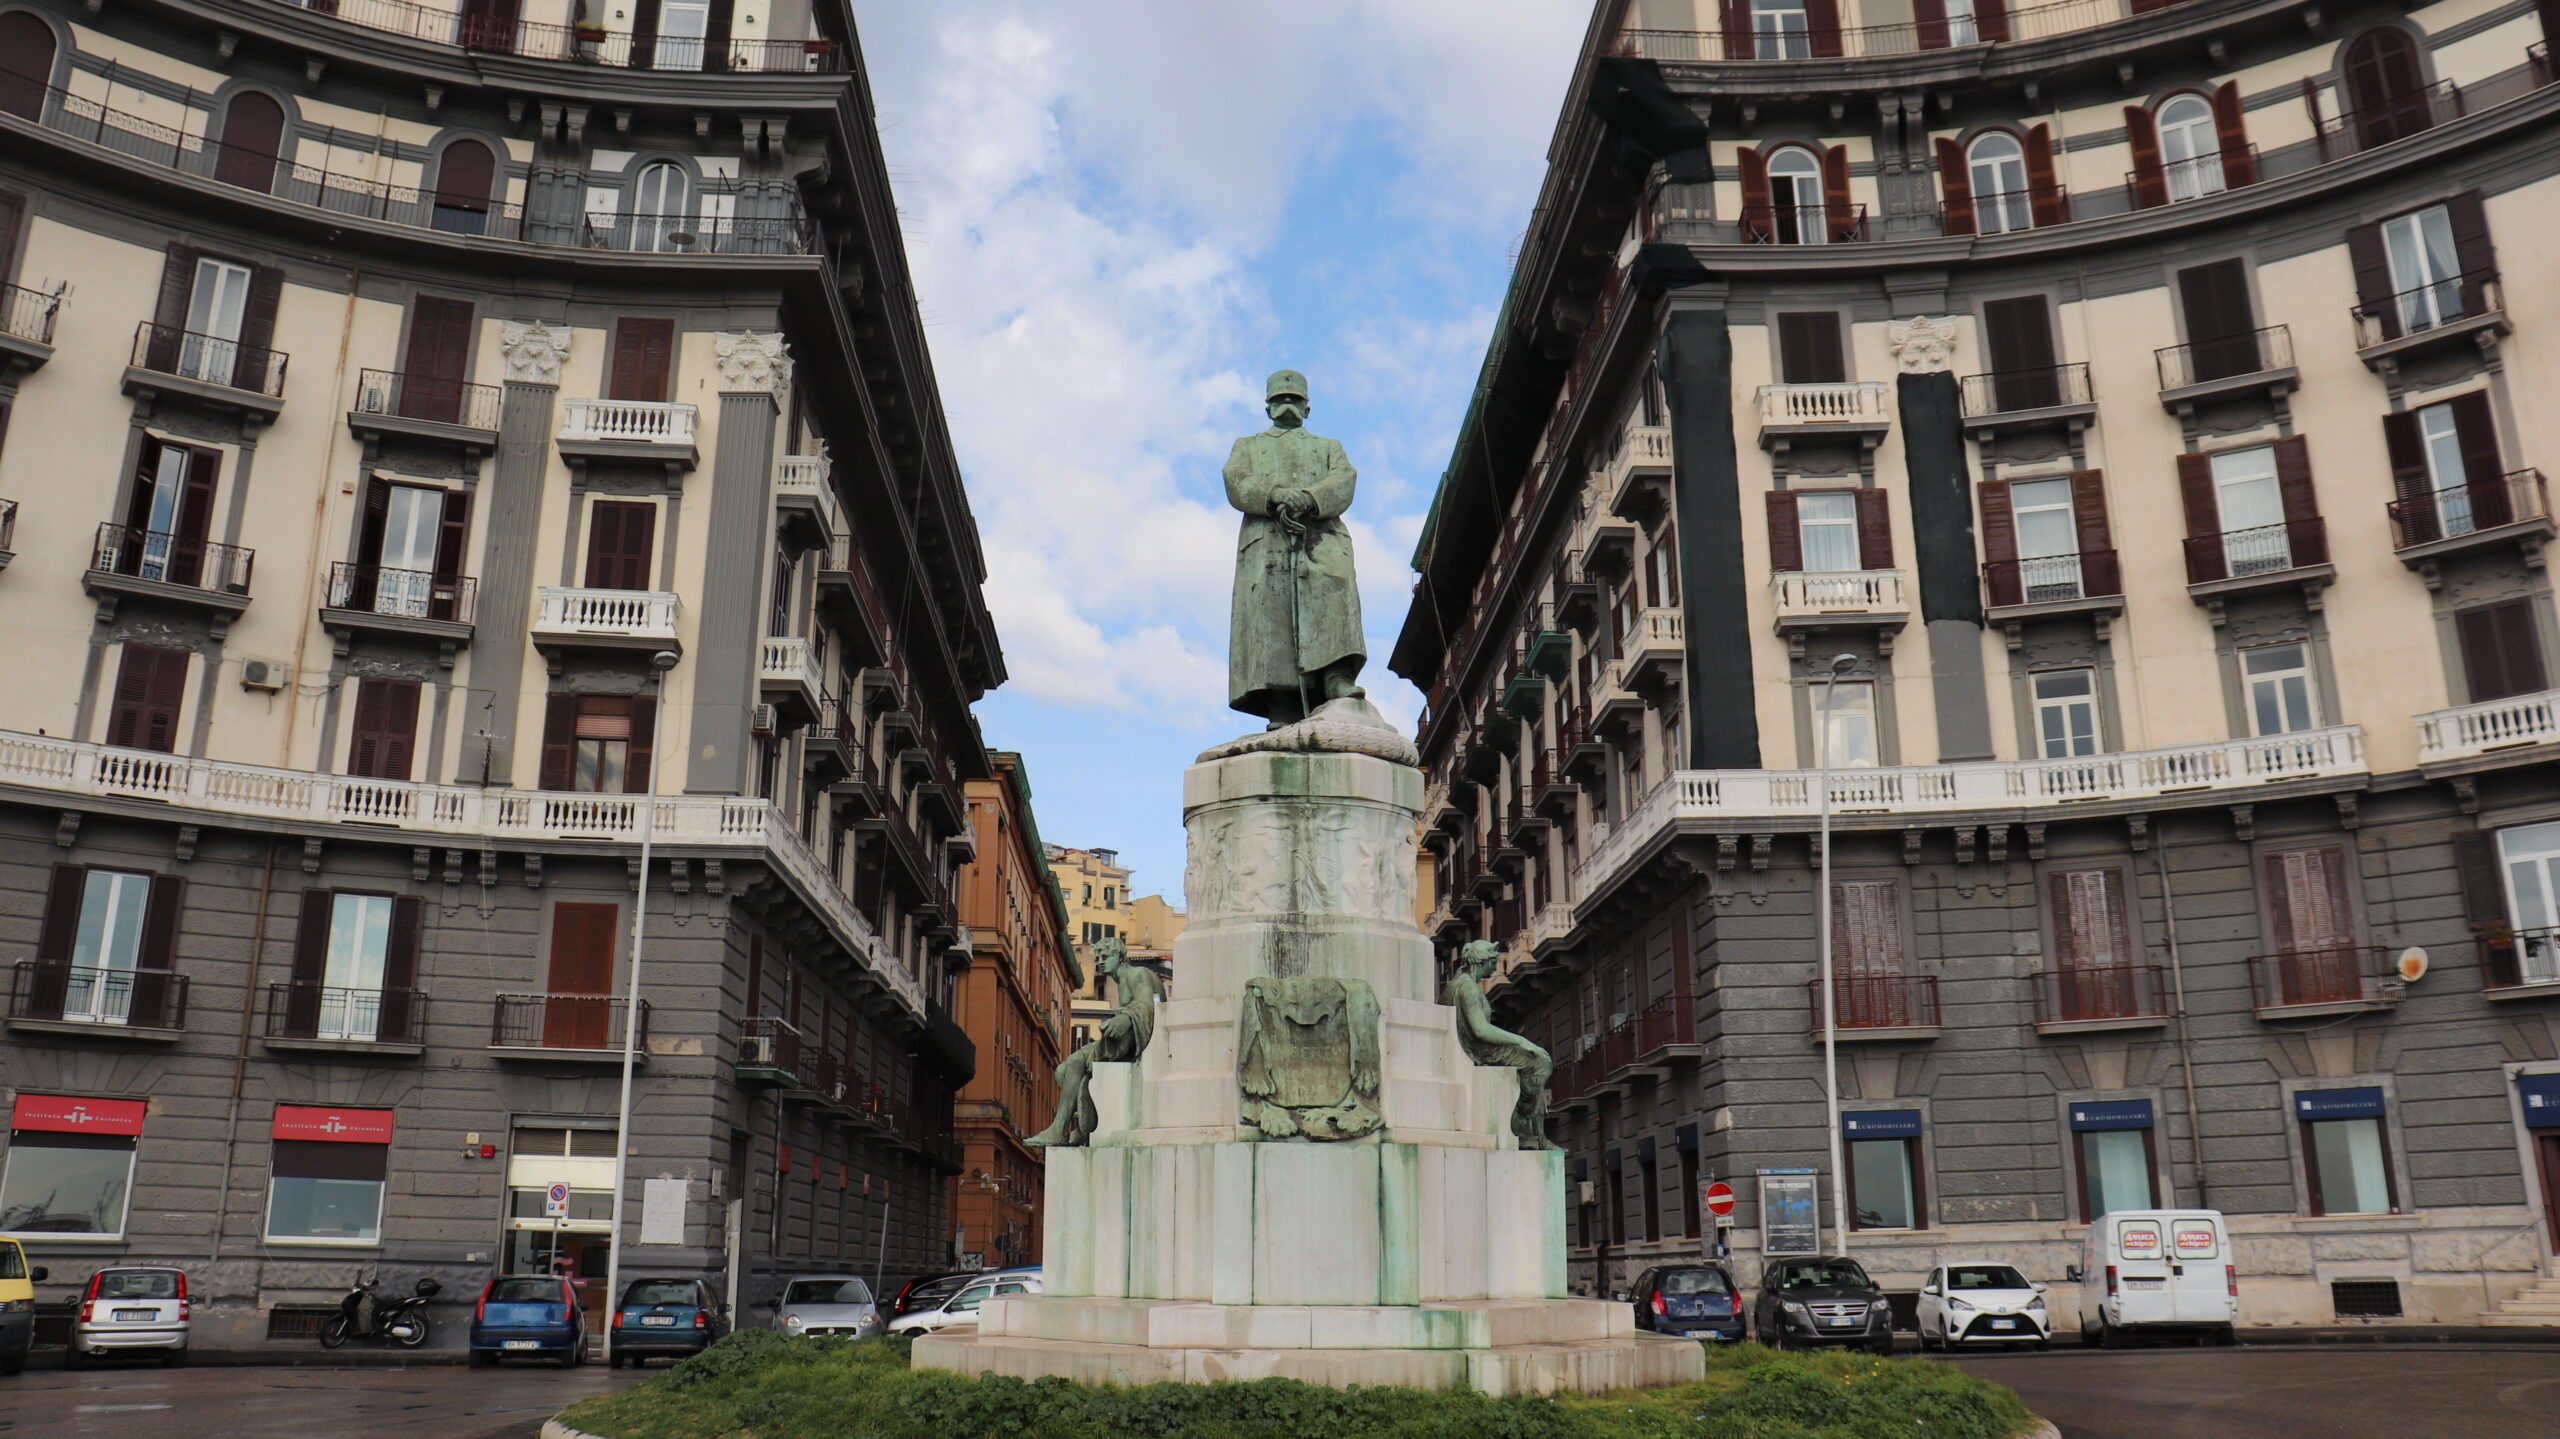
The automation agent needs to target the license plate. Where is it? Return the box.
[504,1340,541,1350]
[640,1315,676,1326]
[1990,1319,2016,1330]
[114,1310,156,1322]
[1825,1316,1856,1327]
[2126,1278,2166,1290]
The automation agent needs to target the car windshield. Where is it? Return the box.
[947,1284,996,1313]
[0,1246,24,1280]
[623,1281,698,1307]
[785,1279,871,1306]
[489,1279,561,1304]
[1947,1266,2027,1291]
[911,1275,971,1302]
[1658,1269,1732,1296]
[97,1271,181,1300]
[1775,1261,1871,1289]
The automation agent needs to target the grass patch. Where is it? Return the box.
[558,1331,2039,1439]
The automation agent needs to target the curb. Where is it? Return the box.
[2237,1325,2560,1347]
[541,1423,609,1439]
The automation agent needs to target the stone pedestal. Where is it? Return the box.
[915,736,1700,1396]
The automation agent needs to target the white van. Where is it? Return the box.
[2067,1209,2237,1347]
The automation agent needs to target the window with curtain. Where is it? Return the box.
[1967,133,2029,234]
[2303,1114,2394,1215]
[2382,205,2463,333]
[2209,446,2289,573]
[1797,490,1861,572]
[1817,681,1878,768]
[66,869,153,1024]
[266,1140,387,1241]
[2008,476,2081,599]
[1765,148,1824,241]
[2156,95,2223,199]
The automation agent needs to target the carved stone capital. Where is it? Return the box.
[1886,315,1959,375]
[715,330,793,396]
[501,320,572,384]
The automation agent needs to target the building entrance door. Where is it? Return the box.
[2539,1132,2560,1255]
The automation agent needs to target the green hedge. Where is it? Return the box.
[558,1332,2038,1439]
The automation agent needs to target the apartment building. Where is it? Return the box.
[951,753,1075,1269]
[1397,0,2560,1326]
[0,0,1000,1346]
[1049,843,1184,1046]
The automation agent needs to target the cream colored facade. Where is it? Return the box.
[1048,843,1184,1043]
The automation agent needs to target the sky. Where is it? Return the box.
[861,0,1590,909]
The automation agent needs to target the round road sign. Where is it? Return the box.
[1703,1181,1736,1218]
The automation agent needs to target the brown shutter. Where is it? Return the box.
[150,247,196,371]
[213,92,285,192]
[1978,480,2020,606]
[2023,124,2069,226]
[1983,295,2059,408]
[585,500,656,589]
[2446,192,2497,317]
[2212,82,2257,185]
[1659,520,1681,604]
[1777,312,1846,384]
[538,693,577,791]
[2178,259,2255,381]
[2450,829,2507,930]
[1805,0,1843,56]
[2176,452,2224,582]
[1914,0,1948,49]
[2456,600,2547,703]
[432,139,495,214]
[400,295,474,424]
[1738,148,1772,242]
[747,933,764,1017]
[380,894,423,1042]
[1721,0,1754,59]
[349,678,420,782]
[1854,488,1894,569]
[608,317,675,402]
[2068,470,2119,596]
[2448,389,2511,529]
[1832,880,1904,977]
[350,477,390,612]
[547,902,618,993]
[2272,436,2325,566]
[432,488,472,620]
[348,679,386,779]
[130,875,185,1028]
[109,644,188,753]
[1765,492,1804,572]
[1820,144,1855,241]
[172,444,220,588]
[627,695,657,794]
[2346,222,2398,341]
[1975,0,2010,42]
[630,0,662,69]
[2269,848,2355,950]
[234,264,282,391]
[287,889,332,1034]
[2380,410,2437,546]
[1934,137,1974,236]
[2124,105,2167,210]
[28,864,85,1019]
[704,0,736,70]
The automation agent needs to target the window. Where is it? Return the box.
[2175,258,2260,383]
[539,694,656,794]
[2497,822,2560,985]
[1814,679,1877,768]
[655,0,711,70]
[2456,599,2549,707]
[2031,669,2099,757]
[267,1138,387,1242]
[107,644,189,753]
[1796,490,1860,573]
[2341,28,2432,150]
[2070,1102,2159,1222]
[1943,0,1978,45]
[0,14,54,123]
[322,895,392,1040]
[1842,1112,1924,1230]
[2241,644,2318,736]
[2382,206,2462,333]
[1678,1143,1702,1240]
[2209,447,2288,573]
[429,140,496,235]
[1,1130,136,1237]
[1640,1147,1661,1243]
[120,438,218,586]
[1606,1159,1627,1244]
[2296,1089,2396,1216]
[368,482,451,615]
[585,500,657,590]
[1750,0,1810,59]
[2413,402,2473,534]
[64,869,151,1024]
[1776,312,1846,384]
[629,164,690,252]
[2156,95,2222,200]
[212,91,285,194]
[2009,477,2081,599]
[346,679,420,782]
[1981,295,2061,409]
[1765,148,1823,241]
[181,257,253,382]
[607,317,677,402]
[1967,133,2029,235]
[1103,887,1116,910]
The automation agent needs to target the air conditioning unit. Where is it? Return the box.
[740,1033,780,1067]
[240,659,289,692]
[750,703,777,735]
[1577,1180,1596,1206]
[1609,1011,1629,1031]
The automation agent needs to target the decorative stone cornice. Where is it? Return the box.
[501,320,572,384]
[1886,315,1958,375]
[715,330,793,396]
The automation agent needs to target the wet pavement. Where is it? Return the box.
[1946,1343,2560,1438]
[0,1361,645,1438]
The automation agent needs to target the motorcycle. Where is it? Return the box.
[319,1275,439,1349]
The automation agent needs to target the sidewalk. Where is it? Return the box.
[2238,1324,2560,1346]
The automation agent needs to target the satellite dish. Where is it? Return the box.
[2397,947,2429,983]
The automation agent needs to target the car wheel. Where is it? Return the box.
[470,1350,495,1368]
[2100,1319,2127,1350]
[61,1347,85,1371]
[1919,1326,1939,1352]
[162,1349,186,1369]
[1871,1334,1894,1357]
[2034,1336,2052,1352]
[607,1350,624,1369]
[0,1356,21,1377]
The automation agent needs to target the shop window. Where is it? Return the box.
[2070,1100,2158,1222]
[1843,1110,1924,1230]
[265,1106,393,1243]
[2295,1088,2397,1216]
[0,1095,144,1237]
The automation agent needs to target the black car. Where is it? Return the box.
[1751,1256,1895,1353]
[890,1272,974,1318]
[1628,1264,1746,1341]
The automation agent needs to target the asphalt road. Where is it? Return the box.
[1946,1345,2560,1439]
[0,1361,646,1439]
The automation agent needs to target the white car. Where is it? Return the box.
[1916,1263,2050,1350]
[886,1272,1040,1335]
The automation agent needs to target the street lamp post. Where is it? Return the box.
[601,649,680,1351]
[1815,653,1857,1256]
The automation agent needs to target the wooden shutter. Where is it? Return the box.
[2212,82,2257,185]
[2446,192,2497,317]
[2381,409,2434,547]
[2346,221,2398,341]
[1737,148,1772,242]
[214,92,284,193]
[2177,259,2255,382]
[2448,391,2512,529]
[167,444,220,587]
[0,189,21,291]
[584,500,657,589]
[1764,492,1804,572]
[1854,488,1894,569]
[2456,600,2547,703]
[432,488,472,620]
[0,15,52,121]
[1777,312,1845,384]
[1983,295,2060,409]
[627,695,657,794]
[1831,880,1905,977]
[1934,137,1974,236]
[108,644,188,753]
[28,864,85,1019]
[538,693,577,791]
[608,317,676,401]
[1914,0,1948,49]
[2450,829,2507,930]
[400,296,475,423]
[287,888,333,1034]
[1975,0,2010,41]
[747,933,764,1017]
[704,0,736,70]
[348,678,420,782]
[2050,870,2128,970]
[130,875,185,1028]
[2266,848,2355,949]
[1820,144,1855,241]
[2023,124,2069,226]
[2272,436,2325,566]
[1657,521,1681,605]
[234,264,282,392]
[2124,105,2167,210]
[379,894,423,1041]
[1720,0,1753,59]
[151,246,197,371]
[2176,452,2224,583]
[432,138,496,212]
[630,0,662,69]
[1978,479,2020,605]
[545,901,618,1049]
[1806,0,1843,56]
[2069,470,2119,596]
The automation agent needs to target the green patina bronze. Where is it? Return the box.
[1449,940,1555,1150]
[1026,937,1162,1148]
[1226,369,1366,727]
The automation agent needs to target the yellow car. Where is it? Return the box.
[0,1238,49,1377]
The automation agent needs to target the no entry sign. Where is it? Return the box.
[1703,1181,1736,1220]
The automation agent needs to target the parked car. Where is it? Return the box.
[2068,1208,2237,1348]
[469,1276,587,1367]
[608,1277,728,1367]
[1627,1263,1746,1342]
[771,1275,879,1338]
[889,1266,1035,1318]
[1750,1256,1894,1353]
[0,1241,48,1377]
[1916,1263,2050,1350]
[67,1267,190,1367]
[886,1272,1040,1335]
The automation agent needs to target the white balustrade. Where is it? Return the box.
[759,636,823,693]
[1757,381,1891,427]
[1629,606,1683,650]
[2417,689,2560,761]
[558,398,699,446]
[775,454,841,532]
[535,587,681,640]
[1772,569,1908,615]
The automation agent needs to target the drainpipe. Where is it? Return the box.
[210,837,284,1263]
[2153,825,2211,1208]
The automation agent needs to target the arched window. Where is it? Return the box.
[629,161,690,252]
[430,140,497,235]
[2156,94,2221,199]
[0,13,55,122]
[2342,29,2432,149]
[214,91,286,194]
[1967,132,2029,234]
[1766,147,1824,244]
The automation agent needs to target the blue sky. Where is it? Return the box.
[862,1,1586,907]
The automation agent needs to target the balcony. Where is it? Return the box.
[774,454,842,551]
[2124,148,2261,211]
[2480,929,2560,1000]
[1532,748,1579,819]
[1807,974,1941,1041]
[1617,0,2146,64]
[1958,362,2095,437]
[2247,945,2397,1018]
[84,524,255,618]
[2386,470,2552,568]
[261,982,427,1054]
[1622,992,1703,1075]
[1739,203,1868,245]
[219,0,854,72]
[2183,519,2329,597]
[2416,688,2560,765]
[532,587,681,655]
[489,992,648,1060]
[1603,425,1674,522]
[2154,324,2295,414]
[758,636,825,724]
[124,321,288,421]
[347,368,503,448]
[2351,272,2510,375]
[0,498,15,571]
[734,1016,807,1087]
[556,399,699,468]
[6,961,187,1039]
[1523,900,1576,956]
[0,282,60,374]
[1619,606,1685,690]
[2030,964,2169,1035]
[320,563,476,647]
[2314,80,2467,165]
[1770,569,1910,632]
[803,693,861,782]
[1756,381,1891,453]
[1983,550,2122,619]
[1561,712,1608,783]
[1555,550,1603,631]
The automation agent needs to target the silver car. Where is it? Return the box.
[887,1272,1040,1335]
[773,1275,879,1338]
[69,1267,189,1367]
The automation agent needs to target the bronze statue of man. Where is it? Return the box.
[1224,369,1365,728]
[1447,939,1555,1150]
[1026,937,1162,1148]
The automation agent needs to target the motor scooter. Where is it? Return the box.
[319,1274,439,1349]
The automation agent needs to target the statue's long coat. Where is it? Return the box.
[1224,425,1364,718]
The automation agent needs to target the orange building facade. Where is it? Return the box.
[949,752,1078,1268]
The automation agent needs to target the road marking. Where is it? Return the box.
[73,1405,173,1414]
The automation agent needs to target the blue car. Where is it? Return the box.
[1631,1264,1748,1341]
[609,1277,727,1367]
[469,1276,586,1366]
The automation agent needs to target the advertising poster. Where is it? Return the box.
[1758,1169,1820,1257]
